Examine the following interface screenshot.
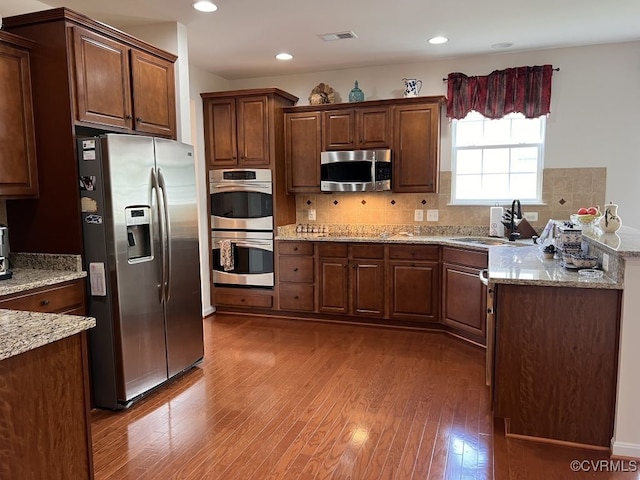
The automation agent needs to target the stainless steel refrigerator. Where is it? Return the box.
[77,134,203,409]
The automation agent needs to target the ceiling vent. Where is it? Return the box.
[318,31,358,41]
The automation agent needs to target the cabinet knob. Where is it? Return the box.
[125,114,132,120]
[240,298,246,302]
[293,267,298,272]
[294,295,299,300]
[293,247,298,251]
[136,117,143,122]
[40,299,50,306]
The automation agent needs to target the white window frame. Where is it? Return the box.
[450,112,546,205]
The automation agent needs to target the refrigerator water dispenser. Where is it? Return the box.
[125,206,151,260]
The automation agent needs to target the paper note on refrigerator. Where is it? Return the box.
[89,262,107,296]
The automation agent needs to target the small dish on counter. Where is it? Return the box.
[578,268,604,278]
[571,254,598,268]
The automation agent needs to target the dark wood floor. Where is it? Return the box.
[91,314,639,479]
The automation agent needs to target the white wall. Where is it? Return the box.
[230,41,640,229]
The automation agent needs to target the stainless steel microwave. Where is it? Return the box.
[320,149,392,192]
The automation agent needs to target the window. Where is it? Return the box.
[451,111,546,205]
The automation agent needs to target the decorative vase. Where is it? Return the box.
[402,78,422,97]
[598,203,622,233]
[348,81,364,102]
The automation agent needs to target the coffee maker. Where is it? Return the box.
[0,225,12,280]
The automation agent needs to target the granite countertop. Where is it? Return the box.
[0,309,96,361]
[582,225,640,257]
[0,253,95,361]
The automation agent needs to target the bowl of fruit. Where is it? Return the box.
[570,206,602,226]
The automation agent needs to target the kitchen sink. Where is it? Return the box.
[449,237,530,247]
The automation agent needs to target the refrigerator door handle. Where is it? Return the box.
[157,168,172,302]
[151,168,166,304]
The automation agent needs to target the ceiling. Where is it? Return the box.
[3,0,640,80]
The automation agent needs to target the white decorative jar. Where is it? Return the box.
[598,203,622,233]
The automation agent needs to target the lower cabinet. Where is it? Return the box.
[0,279,86,314]
[389,245,440,322]
[277,241,315,311]
[441,247,488,344]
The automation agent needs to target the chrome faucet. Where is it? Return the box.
[509,199,522,241]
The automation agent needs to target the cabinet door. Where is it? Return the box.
[393,103,440,193]
[442,262,487,341]
[0,38,38,197]
[357,107,390,149]
[284,112,321,192]
[318,257,349,314]
[390,261,439,322]
[72,27,132,130]
[351,260,385,317]
[323,110,356,150]
[130,49,176,138]
[203,97,238,168]
[237,95,270,166]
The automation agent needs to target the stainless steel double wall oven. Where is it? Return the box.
[210,169,274,287]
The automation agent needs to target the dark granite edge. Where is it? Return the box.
[9,253,83,272]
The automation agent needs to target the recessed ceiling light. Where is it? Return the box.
[428,36,448,45]
[193,1,218,12]
[275,53,293,61]
[491,42,514,49]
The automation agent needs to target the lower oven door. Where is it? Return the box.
[212,231,274,287]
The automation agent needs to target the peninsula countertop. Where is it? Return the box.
[0,253,95,361]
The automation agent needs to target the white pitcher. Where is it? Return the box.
[403,78,422,97]
[598,203,622,233]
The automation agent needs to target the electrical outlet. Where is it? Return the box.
[427,209,439,222]
[602,253,609,272]
[414,209,424,222]
[308,209,316,221]
[523,211,538,222]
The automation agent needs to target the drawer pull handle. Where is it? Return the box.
[293,247,298,251]
[294,295,299,300]
[41,299,50,306]
[240,298,246,302]
[293,267,298,272]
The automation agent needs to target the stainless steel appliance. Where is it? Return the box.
[320,149,392,192]
[211,230,274,287]
[479,268,494,387]
[77,134,203,409]
[209,169,273,230]
[209,168,275,288]
[0,225,11,280]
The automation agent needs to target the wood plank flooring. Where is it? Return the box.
[91,314,639,479]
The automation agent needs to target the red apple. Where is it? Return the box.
[587,207,598,215]
[577,207,589,215]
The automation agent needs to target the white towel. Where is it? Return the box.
[220,240,234,271]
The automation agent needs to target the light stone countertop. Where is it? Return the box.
[0,253,95,361]
[0,309,95,361]
[582,225,640,257]
[276,231,622,289]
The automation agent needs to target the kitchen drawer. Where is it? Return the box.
[279,256,314,283]
[215,290,273,308]
[279,283,314,311]
[389,244,439,261]
[0,280,85,314]
[279,241,314,256]
[351,244,384,259]
[317,243,348,258]
[442,246,488,269]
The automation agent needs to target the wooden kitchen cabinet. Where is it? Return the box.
[72,26,177,138]
[392,100,442,193]
[0,279,86,315]
[0,31,38,198]
[202,89,298,169]
[389,245,440,322]
[3,8,179,255]
[284,111,322,192]
[322,106,390,151]
[318,242,385,317]
[277,241,315,312]
[441,246,488,344]
[493,284,621,447]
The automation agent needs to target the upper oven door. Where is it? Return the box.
[210,169,273,230]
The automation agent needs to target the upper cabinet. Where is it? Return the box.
[72,26,176,138]
[201,89,298,169]
[284,96,445,194]
[0,32,38,198]
[322,106,390,151]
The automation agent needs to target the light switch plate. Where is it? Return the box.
[308,209,316,220]
[427,209,439,222]
[602,253,609,271]
[524,211,538,222]
[414,209,424,221]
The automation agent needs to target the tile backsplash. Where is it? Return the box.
[296,168,607,232]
